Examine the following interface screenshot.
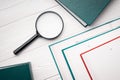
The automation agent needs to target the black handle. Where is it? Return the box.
[14,34,38,55]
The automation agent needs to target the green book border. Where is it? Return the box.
[49,18,120,80]
[62,26,120,80]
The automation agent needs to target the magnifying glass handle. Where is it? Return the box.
[14,34,38,55]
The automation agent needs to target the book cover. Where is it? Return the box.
[0,62,33,80]
[56,0,111,27]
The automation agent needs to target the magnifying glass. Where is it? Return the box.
[14,11,64,55]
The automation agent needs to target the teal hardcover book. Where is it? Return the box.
[0,62,33,80]
[56,0,111,27]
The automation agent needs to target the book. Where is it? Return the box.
[56,0,111,27]
[0,62,33,80]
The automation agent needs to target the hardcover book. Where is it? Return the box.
[0,62,33,80]
[56,0,111,27]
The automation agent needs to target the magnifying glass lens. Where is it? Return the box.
[36,12,63,39]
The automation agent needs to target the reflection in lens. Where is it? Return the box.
[36,12,63,39]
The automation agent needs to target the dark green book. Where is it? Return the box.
[56,0,111,27]
[0,62,33,80]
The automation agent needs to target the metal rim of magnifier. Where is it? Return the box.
[35,11,64,40]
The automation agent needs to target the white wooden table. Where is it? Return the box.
[0,0,120,80]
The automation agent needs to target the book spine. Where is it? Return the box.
[55,0,88,27]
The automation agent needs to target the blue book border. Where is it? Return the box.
[49,18,120,80]
[62,26,120,79]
